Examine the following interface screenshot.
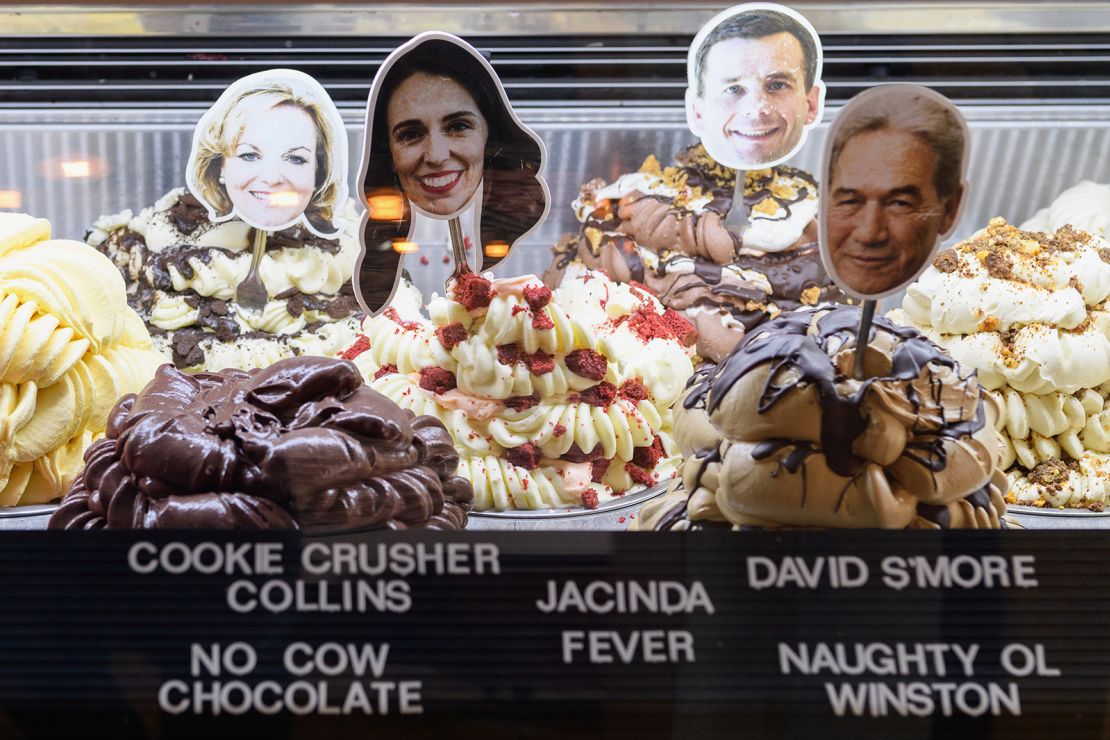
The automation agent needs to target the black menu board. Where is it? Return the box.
[0,530,1105,739]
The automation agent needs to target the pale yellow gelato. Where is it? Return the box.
[0,213,161,506]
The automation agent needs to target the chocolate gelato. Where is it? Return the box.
[49,356,472,530]
[544,144,845,362]
[636,305,1009,530]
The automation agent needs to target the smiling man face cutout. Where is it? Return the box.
[820,84,968,299]
[687,5,824,169]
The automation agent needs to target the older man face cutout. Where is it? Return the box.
[690,30,821,168]
[827,127,962,296]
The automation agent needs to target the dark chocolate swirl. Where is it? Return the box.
[49,357,473,531]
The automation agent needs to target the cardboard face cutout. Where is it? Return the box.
[186,69,349,238]
[686,3,825,170]
[353,31,549,316]
[819,84,970,301]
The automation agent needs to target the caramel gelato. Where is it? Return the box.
[0,213,162,507]
[889,218,1110,510]
[544,144,844,363]
[87,189,363,372]
[637,305,1009,530]
[49,356,472,530]
[344,270,693,511]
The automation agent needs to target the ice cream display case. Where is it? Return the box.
[3,3,1110,738]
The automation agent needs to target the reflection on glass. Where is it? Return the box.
[267,191,303,207]
[0,191,22,209]
[368,190,405,221]
[483,240,509,258]
[60,160,92,178]
[392,240,419,253]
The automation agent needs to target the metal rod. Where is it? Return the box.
[853,299,877,380]
[721,169,749,238]
[444,216,473,293]
[448,217,467,270]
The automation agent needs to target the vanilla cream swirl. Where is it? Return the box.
[1021,181,1110,239]
[352,270,691,510]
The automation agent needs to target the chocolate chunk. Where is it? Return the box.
[984,250,1013,280]
[1028,459,1070,489]
[286,293,305,318]
[933,249,959,273]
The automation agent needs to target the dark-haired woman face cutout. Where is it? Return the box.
[387,72,489,216]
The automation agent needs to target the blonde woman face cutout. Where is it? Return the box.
[221,103,319,229]
[387,72,489,216]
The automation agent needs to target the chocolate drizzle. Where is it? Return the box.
[48,357,473,531]
[654,305,1009,531]
[732,244,843,310]
[751,439,816,505]
[691,306,972,478]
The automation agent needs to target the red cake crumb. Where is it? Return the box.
[581,490,600,510]
[339,335,370,360]
[442,255,450,264]
[629,280,657,297]
[579,381,617,408]
[523,284,552,312]
[552,423,567,438]
[435,322,467,350]
[618,378,649,402]
[562,443,604,463]
[511,305,527,316]
[496,344,519,365]
[621,304,697,346]
[565,349,608,381]
[531,311,555,331]
[372,363,398,381]
[419,255,429,266]
[418,367,456,394]
[523,350,555,375]
[590,458,610,483]
[452,272,495,310]
[662,308,698,346]
[624,306,668,342]
[625,462,655,487]
[631,436,665,469]
[504,443,542,471]
[384,307,420,332]
[505,393,541,411]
